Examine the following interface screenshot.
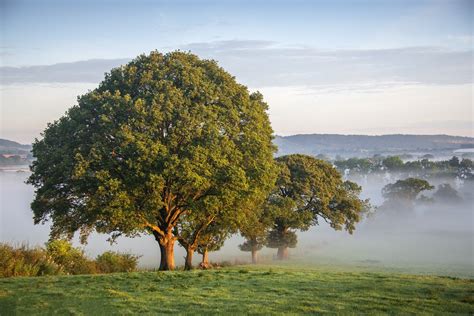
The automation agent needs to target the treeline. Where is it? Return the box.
[334,156,473,179]
[0,240,138,278]
[380,177,463,210]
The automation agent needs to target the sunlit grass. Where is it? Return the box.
[1,265,473,314]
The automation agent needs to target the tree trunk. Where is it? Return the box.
[184,247,194,270]
[277,246,289,260]
[201,248,210,269]
[251,247,258,264]
[158,232,176,271]
[159,243,166,270]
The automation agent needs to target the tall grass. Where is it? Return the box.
[0,243,61,277]
[0,241,139,278]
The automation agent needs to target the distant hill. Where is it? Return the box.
[1,134,473,160]
[274,134,474,157]
[0,139,31,155]
[0,139,31,149]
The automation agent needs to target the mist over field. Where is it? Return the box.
[2,162,472,276]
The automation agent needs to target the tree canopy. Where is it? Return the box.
[238,200,274,264]
[382,178,434,202]
[265,154,368,259]
[27,51,277,270]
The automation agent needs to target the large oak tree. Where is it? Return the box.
[28,51,276,270]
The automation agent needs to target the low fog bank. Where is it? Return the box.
[1,170,472,275]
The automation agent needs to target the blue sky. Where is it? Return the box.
[1,0,473,142]
[2,0,472,65]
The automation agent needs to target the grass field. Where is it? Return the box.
[0,265,473,315]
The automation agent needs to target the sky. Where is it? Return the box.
[1,0,473,143]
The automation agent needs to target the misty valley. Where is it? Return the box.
[1,26,473,313]
[2,139,473,277]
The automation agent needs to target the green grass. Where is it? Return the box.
[0,265,473,315]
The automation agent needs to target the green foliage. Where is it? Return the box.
[382,156,404,171]
[459,158,474,180]
[448,156,460,167]
[46,240,96,275]
[266,229,297,249]
[0,244,60,278]
[0,267,472,314]
[239,239,264,252]
[96,251,139,273]
[27,50,277,269]
[334,155,473,180]
[382,178,434,202]
[0,241,138,277]
[197,221,230,254]
[238,197,274,253]
[266,154,368,250]
[334,157,376,174]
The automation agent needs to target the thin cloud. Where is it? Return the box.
[0,40,472,88]
[0,59,130,84]
[180,41,472,87]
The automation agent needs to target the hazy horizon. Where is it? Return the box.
[2,132,474,147]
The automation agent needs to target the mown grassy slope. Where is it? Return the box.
[0,265,473,315]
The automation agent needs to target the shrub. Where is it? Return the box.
[0,241,139,278]
[96,251,139,273]
[45,240,97,275]
[0,243,61,277]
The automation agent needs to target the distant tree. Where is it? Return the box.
[334,157,375,174]
[433,183,462,203]
[267,228,298,260]
[239,239,264,264]
[382,156,404,171]
[448,156,460,168]
[460,158,473,169]
[27,51,276,271]
[239,203,274,264]
[176,212,216,270]
[266,154,368,260]
[197,222,230,268]
[381,178,434,210]
[458,158,473,180]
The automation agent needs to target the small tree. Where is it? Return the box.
[381,177,434,213]
[266,155,368,260]
[382,178,434,202]
[196,222,230,268]
[176,212,216,270]
[458,158,473,180]
[448,156,460,168]
[238,204,273,264]
[382,156,404,171]
[266,228,297,260]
